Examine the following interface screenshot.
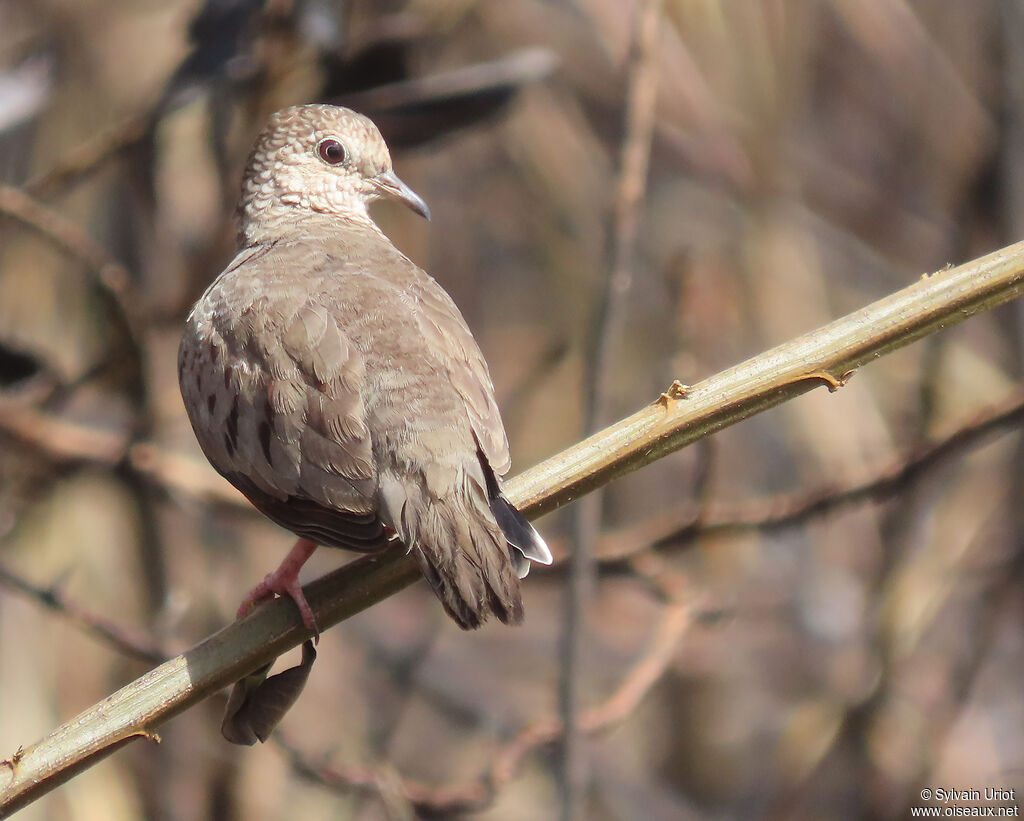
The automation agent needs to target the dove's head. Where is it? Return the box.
[238,104,429,244]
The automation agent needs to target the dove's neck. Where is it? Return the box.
[238,203,387,248]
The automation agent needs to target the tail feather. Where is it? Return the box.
[379,452,549,630]
[489,492,553,578]
[382,473,523,629]
[479,449,553,578]
[411,504,524,629]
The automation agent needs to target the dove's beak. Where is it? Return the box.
[372,170,431,221]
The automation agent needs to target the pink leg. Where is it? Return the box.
[237,538,319,632]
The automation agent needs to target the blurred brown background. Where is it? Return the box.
[2,0,1024,819]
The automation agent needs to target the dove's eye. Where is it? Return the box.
[317,138,347,166]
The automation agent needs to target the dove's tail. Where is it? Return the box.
[378,454,551,630]
[379,477,518,629]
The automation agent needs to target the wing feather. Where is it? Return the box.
[179,261,387,551]
[407,276,512,475]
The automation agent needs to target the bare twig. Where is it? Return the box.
[0,565,166,665]
[0,185,137,308]
[3,239,1024,815]
[0,185,147,357]
[22,114,152,201]
[561,2,663,816]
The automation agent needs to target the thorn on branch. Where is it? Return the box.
[1,747,23,773]
[656,380,691,409]
[799,369,855,393]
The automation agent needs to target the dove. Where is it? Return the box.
[178,104,551,631]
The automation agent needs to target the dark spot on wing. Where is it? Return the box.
[226,395,239,452]
[258,419,273,464]
[207,393,217,414]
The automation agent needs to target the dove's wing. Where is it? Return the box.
[179,247,388,551]
[402,271,511,475]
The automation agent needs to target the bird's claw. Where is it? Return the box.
[237,570,320,636]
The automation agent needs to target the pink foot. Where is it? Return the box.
[237,538,319,633]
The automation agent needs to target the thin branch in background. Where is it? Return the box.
[636,388,1024,556]
[277,584,691,816]
[559,2,663,817]
[0,174,174,821]
[0,185,149,389]
[22,114,152,201]
[0,403,250,510]
[541,389,1024,574]
[0,564,166,664]
[0,185,139,318]
[352,627,495,736]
